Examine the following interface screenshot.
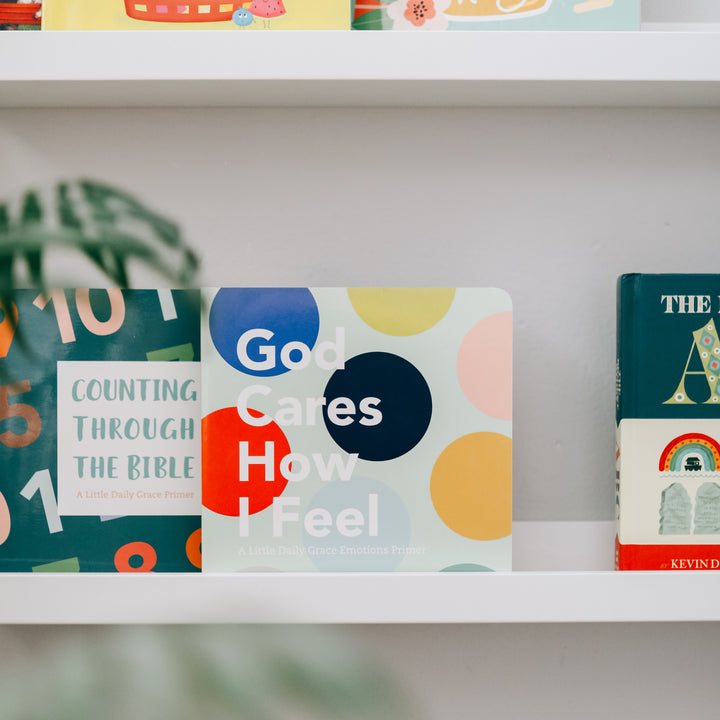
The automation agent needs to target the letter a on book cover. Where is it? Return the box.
[616,274,720,570]
[201,287,512,572]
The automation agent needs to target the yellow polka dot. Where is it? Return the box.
[348,288,456,336]
[430,433,512,541]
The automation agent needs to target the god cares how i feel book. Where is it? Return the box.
[201,287,512,573]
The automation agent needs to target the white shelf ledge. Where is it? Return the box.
[0,522,716,624]
[2,569,720,624]
[3,29,720,108]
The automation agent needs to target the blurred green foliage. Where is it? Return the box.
[0,625,413,720]
[0,179,200,330]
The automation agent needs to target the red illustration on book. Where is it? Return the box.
[123,0,286,23]
[124,1,237,22]
[0,1,41,27]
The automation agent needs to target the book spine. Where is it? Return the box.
[616,273,640,425]
[615,273,639,570]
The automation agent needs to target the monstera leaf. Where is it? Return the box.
[0,179,200,331]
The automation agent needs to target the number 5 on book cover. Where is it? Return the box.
[201,287,512,573]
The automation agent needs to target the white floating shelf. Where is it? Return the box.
[3,570,720,624]
[0,522,717,624]
[2,28,720,108]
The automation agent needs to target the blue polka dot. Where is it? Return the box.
[209,288,319,376]
[303,476,411,572]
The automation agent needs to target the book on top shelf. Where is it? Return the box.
[42,0,349,29]
[616,274,720,571]
[201,287,512,573]
[352,0,639,32]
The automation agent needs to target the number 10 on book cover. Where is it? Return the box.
[201,287,512,572]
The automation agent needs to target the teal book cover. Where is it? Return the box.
[353,0,639,31]
[0,289,201,573]
[616,274,720,570]
[201,287,512,573]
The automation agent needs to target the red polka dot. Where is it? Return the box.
[202,407,291,517]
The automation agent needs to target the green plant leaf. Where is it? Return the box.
[352,8,389,30]
[0,179,201,339]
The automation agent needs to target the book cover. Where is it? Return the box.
[0,289,201,572]
[201,287,512,573]
[42,0,348,29]
[616,274,720,570]
[353,0,639,31]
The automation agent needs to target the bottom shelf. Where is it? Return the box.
[0,522,718,624]
[2,568,720,624]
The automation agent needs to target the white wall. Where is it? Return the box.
[352,621,720,719]
[4,105,720,522]
[2,105,719,717]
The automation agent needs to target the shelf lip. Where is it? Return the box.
[2,570,720,624]
[5,30,720,82]
[3,30,720,107]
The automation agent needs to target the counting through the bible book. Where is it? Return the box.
[0,289,201,573]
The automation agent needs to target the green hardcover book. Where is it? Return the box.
[616,274,720,570]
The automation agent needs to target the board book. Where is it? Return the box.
[616,274,720,570]
[201,287,512,572]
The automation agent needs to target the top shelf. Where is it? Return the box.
[3,28,720,108]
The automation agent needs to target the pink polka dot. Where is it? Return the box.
[457,311,512,421]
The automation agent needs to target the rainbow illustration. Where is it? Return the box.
[659,433,720,473]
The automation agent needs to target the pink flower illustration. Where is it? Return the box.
[387,0,451,29]
[404,0,436,25]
